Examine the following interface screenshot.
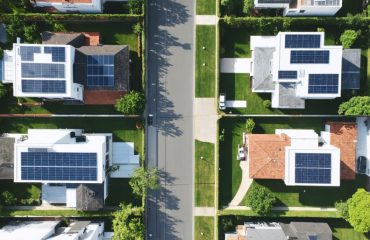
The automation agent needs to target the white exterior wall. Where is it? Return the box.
[34,0,103,13]
[356,117,370,176]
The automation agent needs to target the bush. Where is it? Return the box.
[243,0,253,16]
[246,185,276,215]
[129,0,143,15]
[263,100,271,108]
[2,191,17,205]
[335,201,349,220]
[245,118,255,133]
[115,91,145,115]
[340,30,360,48]
[338,96,370,116]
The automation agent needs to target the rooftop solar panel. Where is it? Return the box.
[295,153,331,184]
[22,80,66,93]
[285,34,321,48]
[86,55,114,87]
[290,50,329,64]
[20,46,41,61]
[308,74,339,94]
[341,73,360,89]
[44,47,66,62]
[278,70,297,79]
[21,63,65,78]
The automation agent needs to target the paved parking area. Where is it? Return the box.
[220,58,251,73]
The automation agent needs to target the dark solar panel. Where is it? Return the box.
[21,152,97,181]
[21,63,65,78]
[285,34,321,48]
[308,74,339,94]
[278,70,297,79]
[22,80,66,93]
[290,50,329,64]
[20,46,41,61]
[44,47,66,62]
[295,153,331,184]
[86,55,114,87]
[341,73,360,89]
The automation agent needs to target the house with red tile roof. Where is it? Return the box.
[245,122,357,187]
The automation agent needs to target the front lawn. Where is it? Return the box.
[195,217,215,240]
[105,179,140,206]
[196,0,216,15]
[195,140,215,207]
[220,28,252,58]
[196,25,216,98]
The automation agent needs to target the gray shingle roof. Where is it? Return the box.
[247,228,286,240]
[41,32,85,48]
[280,222,332,240]
[278,83,305,109]
[76,183,104,211]
[0,137,15,179]
[342,49,361,90]
[252,48,275,91]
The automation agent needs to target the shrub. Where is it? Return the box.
[335,201,349,220]
[245,118,255,133]
[129,0,143,14]
[246,184,276,215]
[243,0,253,16]
[115,91,145,115]
[2,191,17,205]
[263,100,271,108]
[347,189,370,233]
[338,96,370,116]
[340,30,360,48]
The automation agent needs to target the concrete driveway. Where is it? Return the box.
[220,58,251,73]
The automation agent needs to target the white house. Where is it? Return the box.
[250,32,347,109]
[253,0,342,16]
[356,117,370,176]
[32,0,127,13]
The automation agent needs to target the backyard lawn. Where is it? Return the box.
[196,0,216,15]
[195,140,215,207]
[0,180,41,205]
[195,217,215,240]
[196,25,216,98]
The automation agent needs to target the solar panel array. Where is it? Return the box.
[21,152,97,181]
[21,63,65,78]
[87,55,114,87]
[22,80,66,93]
[44,47,66,62]
[278,70,297,79]
[20,46,41,61]
[308,74,339,94]
[295,153,331,184]
[290,50,329,64]
[285,34,321,48]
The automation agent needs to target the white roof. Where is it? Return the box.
[0,221,60,240]
[110,142,140,178]
[48,222,104,240]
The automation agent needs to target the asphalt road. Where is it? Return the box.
[146,0,194,239]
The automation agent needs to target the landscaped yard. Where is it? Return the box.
[218,117,346,207]
[195,140,215,207]
[196,0,216,15]
[105,179,140,206]
[0,180,41,205]
[196,25,216,98]
[195,217,215,240]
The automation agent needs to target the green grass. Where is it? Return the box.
[218,209,341,218]
[220,28,252,58]
[0,180,41,203]
[105,179,141,206]
[1,210,113,217]
[195,217,215,240]
[196,0,216,15]
[195,140,215,207]
[196,25,216,98]
[331,219,370,240]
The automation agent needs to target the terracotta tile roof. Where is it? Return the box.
[248,134,291,179]
[82,32,100,46]
[328,122,357,180]
[84,90,124,105]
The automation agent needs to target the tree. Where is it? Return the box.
[0,83,7,99]
[2,191,17,205]
[338,96,370,116]
[115,91,145,115]
[340,30,360,48]
[347,189,370,233]
[6,13,25,42]
[335,200,349,220]
[242,0,253,15]
[221,0,236,15]
[246,185,276,215]
[132,22,143,57]
[24,24,39,43]
[245,118,255,133]
[129,0,143,14]
[129,167,159,202]
[112,204,144,240]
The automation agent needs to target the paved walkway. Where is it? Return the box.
[194,207,216,216]
[195,15,219,25]
[224,206,337,211]
[194,98,218,144]
[4,205,118,210]
[220,58,251,73]
[228,161,252,206]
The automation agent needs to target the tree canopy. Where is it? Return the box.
[340,30,360,48]
[246,184,276,215]
[129,167,159,199]
[338,96,370,116]
[243,0,253,15]
[112,204,144,240]
[347,189,370,233]
[115,91,146,115]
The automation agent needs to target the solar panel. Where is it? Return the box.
[278,70,297,79]
[308,74,339,94]
[20,152,97,181]
[22,80,66,93]
[87,55,115,87]
[20,46,41,61]
[21,63,65,78]
[295,153,331,184]
[285,34,321,48]
[290,50,329,64]
[341,73,360,89]
[44,47,66,62]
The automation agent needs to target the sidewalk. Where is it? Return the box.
[223,206,337,211]
[195,15,219,25]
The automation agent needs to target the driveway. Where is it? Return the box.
[220,58,251,73]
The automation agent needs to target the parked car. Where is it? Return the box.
[147,114,153,126]
[219,93,226,110]
[237,144,245,160]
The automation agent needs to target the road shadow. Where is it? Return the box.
[154,0,190,27]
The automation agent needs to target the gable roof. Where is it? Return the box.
[41,32,85,47]
[327,122,357,180]
[280,222,332,240]
[76,183,104,211]
[248,134,291,179]
[252,47,275,91]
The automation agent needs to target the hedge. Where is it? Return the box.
[0,13,142,23]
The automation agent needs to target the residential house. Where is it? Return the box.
[0,31,130,104]
[225,221,332,240]
[250,32,361,109]
[253,0,342,16]
[0,220,112,240]
[356,117,370,179]
[244,122,357,186]
[31,0,127,13]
